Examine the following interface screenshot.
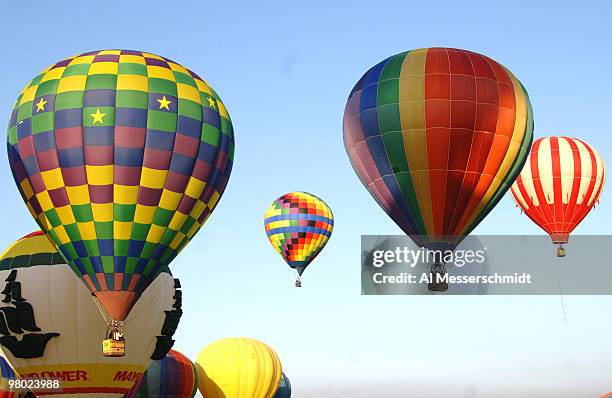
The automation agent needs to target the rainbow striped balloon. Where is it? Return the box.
[264,192,333,284]
[0,356,19,397]
[344,47,533,248]
[124,349,198,398]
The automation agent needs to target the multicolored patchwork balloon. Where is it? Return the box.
[7,50,234,321]
[510,136,605,256]
[264,192,333,286]
[124,349,198,398]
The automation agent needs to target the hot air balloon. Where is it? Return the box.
[273,373,291,398]
[195,338,282,398]
[7,50,234,353]
[124,349,198,398]
[0,231,182,398]
[264,192,333,287]
[510,136,605,256]
[343,47,533,291]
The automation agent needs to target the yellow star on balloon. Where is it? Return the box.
[207,97,216,108]
[157,96,171,111]
[35,97,47,112]
[90,108,106,125]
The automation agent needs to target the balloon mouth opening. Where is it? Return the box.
[550,233,569,245]
[410,236,460,252]
[94,291,140,321]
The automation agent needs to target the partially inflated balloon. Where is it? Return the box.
[344,48,533,249]
[196,338,282,398]
[0,232,182,397]
[264,192,333,285]
[7,50,234,321]
[124,349,198,398]
[1,356,19,397]
[510,136,605,256]
[273,373,291,398]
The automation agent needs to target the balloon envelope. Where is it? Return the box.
[510,136,605,245]
[264,192,333,276]
[0,232,181,397]
[1,356,18,397]
[124,349,198,398]
[343,47,533,248]
[195,338,282,398]
[7,50,234,321]
[273,373,291,398]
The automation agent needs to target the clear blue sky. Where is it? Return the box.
[0,1,611,396]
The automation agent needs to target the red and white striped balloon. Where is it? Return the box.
[510,136,605,254]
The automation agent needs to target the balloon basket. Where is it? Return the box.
[557,245,566,257]
[428,263,448,292]
[102,338,125,357]
[295,276,302,288]
[102,320,125,357]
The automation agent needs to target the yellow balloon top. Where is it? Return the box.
[0,231,56,260]
[196,338,282,398]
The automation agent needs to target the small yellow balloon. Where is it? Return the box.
[196,338,282,398]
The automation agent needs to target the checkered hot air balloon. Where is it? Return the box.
[264,192,333,287]
[7,50,233,332]
[343,47,533,291]
[510,136,606,257]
